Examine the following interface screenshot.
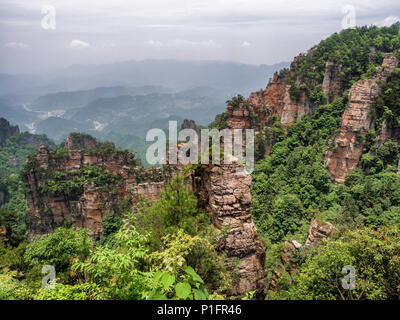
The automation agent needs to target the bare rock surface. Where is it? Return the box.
[192,163,266,298]
[325,54,399,183]
[24,142,170,240]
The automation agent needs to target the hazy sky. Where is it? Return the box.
[0,0,399,74]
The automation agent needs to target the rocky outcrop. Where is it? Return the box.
[180,119,203,134]
[0,118,55,149]
[226,52,324,133]
[192,163,266,298]
[132,182,165,207]
[305,219,334,247]
[280,83,312,127]
[229,71,308,131]
[222,51,348,160]
[24,136,171,240]
[248,72,287,123]
[325,53,399,183]
[226,102,254,130]
[269,219,334,291]
[0,118,19,144]
[322,61,344,103]
[64,133,98,150]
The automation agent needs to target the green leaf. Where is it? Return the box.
[152,293,168,300]
[183,266,204,284]
[153,271,163,284]
[193,288,207,300]
[199,285,209,298]
[160,272,175,289]
[175,282,191,300]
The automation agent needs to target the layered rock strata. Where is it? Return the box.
[24,142,170,240]
[325,54,399,183]
[192,163,266,298]
[305,219,335,247]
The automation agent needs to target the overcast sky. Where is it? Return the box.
[0,0,399,74]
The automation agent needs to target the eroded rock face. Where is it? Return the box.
[0,119,53,149]
[226,103,253,130]
[230,71,313,130]
[0,118,19,144]
[322,61,344,103]
[305,219,334,247]
[227,52,326,134]
[180,119,203,134]
[325,54,399,183]
[280,83,312,127]
[24,144,170,240]
[64,133,98,150]
[225,71,307,159]
[223,52,348,160]
[192,163,266,298]
[132,182,165,207]
[247,72,287,127]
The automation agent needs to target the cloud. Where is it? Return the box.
[147,40,164,47]
[4,42,28,48]
[2,0,400,72]
[375,16,400,27]
[69,39,90,48]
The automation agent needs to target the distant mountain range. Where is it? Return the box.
[0,59,288,96]
[30,85,173,111]
[0,59,289,161]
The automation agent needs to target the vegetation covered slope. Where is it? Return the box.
[0,176,230,300]
[0,118,54,246]
[250,24,400,299]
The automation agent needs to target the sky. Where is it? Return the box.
[0,0,399,74]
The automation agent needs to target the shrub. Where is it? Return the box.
[34,283,87,300]
[24,227,93,274]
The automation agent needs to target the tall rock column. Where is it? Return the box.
[325,53,399,183]
[192,163,266,298]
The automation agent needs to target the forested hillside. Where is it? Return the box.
[249,24,400,299]
[0,118,54,247]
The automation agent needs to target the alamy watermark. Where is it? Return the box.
[41,5,56,30]
[41,265,56,289]
[146,121,255,174]
[341,5,356,29]
[341,265,356,290]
